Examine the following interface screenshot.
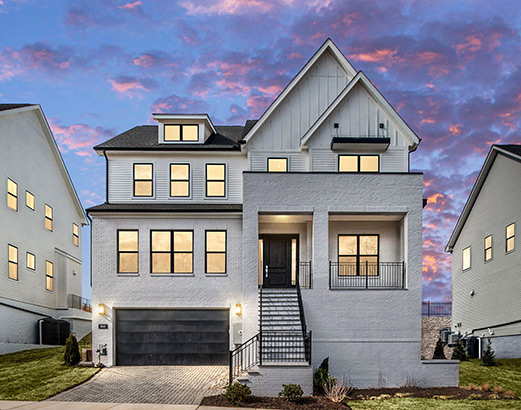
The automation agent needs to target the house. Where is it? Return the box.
[88,39,458,394]
[446,144,521,359]
[0,104,90,353]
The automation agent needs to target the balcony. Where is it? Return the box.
[68,294,92,312]
[329,262,405,289]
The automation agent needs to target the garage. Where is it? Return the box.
[115,308,230,366]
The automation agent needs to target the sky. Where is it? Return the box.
[1,0,520,301]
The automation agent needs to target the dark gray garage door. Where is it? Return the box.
[115,309,229,366]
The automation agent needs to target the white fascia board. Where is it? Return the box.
[0,105,38,117]
[152,113,217,134]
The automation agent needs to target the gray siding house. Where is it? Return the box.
[446,145,521,358]
[88,40,458,394]
[0,104,90,353]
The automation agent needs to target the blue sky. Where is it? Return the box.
[2,0,521,300]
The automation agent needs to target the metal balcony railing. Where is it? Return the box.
[67,294,92,312]
[422,301,452,316]
[298,261,312,289]
[329,261,405,289]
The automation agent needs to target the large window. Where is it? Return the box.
[73,223,80,247]
[7,178,17,211]
[151,230,193,274]
[170,164,190,197]
[339,155,379,173]
[133,164,153,197]
[26,252,36,270]
[484,235,492,262]
[45,204,53,231]
[45,261,53,291]
[267,158,288,173]
[26,191,35,210]
[8,244,18,280]
[118,230,139,273]
[206,231,226,274]
[462,246,471,271]
[206,164,226,197]
[338,234,379,276]
[506,223,515,253]
[164,124,198,141]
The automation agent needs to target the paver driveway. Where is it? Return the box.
[48,366,227,405]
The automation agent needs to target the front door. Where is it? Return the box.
[260,235,297,288]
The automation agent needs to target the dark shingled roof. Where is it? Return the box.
[0,103,35,112]
[242,119,258,139]
[87,203,243,213]
[496,144,521,156]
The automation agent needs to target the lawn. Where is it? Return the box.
[460,358,521,397]
[0,333,99,401]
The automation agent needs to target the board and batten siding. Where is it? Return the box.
[107,152,247,203]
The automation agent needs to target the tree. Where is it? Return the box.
[451,337,468,361]
[64,333,81,366]
[481,338,496,366]
[432,337,446,359]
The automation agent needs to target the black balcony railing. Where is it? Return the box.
[329,261,405,289]
[67,294,92,312]
[298,261,312,289]
[422,301,452,317]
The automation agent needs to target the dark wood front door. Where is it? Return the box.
[261,235,297,288]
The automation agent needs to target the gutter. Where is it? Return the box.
[472,319,521,334]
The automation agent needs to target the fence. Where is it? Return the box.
[422,301,452,317]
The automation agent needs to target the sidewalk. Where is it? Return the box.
[0,401,264,410]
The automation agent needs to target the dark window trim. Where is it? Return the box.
[164,124,199,142]
[26,251,36,271]
[506,222,515,254]
[205,230,227,274]
[8,244,18,281]
[170,163,191,198]
[462,246,471,271]
[45,260,53,291]
[338,154,380,173]
[150,230,194,274]
[205,163,227,198]
[267,157,289,173]
[7,177,18,212]
[73,223,80,247]
[484,234,493,262]
[45,204,53,232]
[117,229,139,274]
[25,190,35,211]
[337,234,380,276]
[133,163,154,198]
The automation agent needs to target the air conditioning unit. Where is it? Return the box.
[448,333,460,347]
[440,327,452,344]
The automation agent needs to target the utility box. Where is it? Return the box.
[232,323,242,345]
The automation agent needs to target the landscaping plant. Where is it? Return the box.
[432,337,446,359]
[278,383,303,402]
[64,333,81,366]
[223,382,251,405]
[313,357,331,394]
[323,377,353,403]
[451,338,469,361]
[481,338,496,366]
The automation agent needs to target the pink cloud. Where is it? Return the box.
[118,1,141,10]
[108,76,156,96]
[133,54,155,67]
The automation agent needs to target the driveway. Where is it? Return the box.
[48,366,228,405]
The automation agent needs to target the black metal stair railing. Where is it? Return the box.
[229,333,260,384]
[329,261,406,289]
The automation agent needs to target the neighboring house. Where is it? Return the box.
[446,144,521,359]
[0,104,90,353]
[88,39,458,394]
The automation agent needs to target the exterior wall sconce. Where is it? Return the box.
[235,303,242,316]
[98,303,106,316]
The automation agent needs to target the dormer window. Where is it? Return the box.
[164,125,198,142]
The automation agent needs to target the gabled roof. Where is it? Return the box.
[300,71,420,150]
[242,38,357,145]
[445,144,521,252]
[0,103,35,112]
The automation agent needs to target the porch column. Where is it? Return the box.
[312,209,329,290]
[242,208,259,341]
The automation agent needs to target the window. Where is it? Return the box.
[267,158,288,172]
[150,230,193,274]
[8,244,18,280]
[26,191,35,210]
[339,155,379,172]
[484,235,492,262]
[45,204,53,231]
[7,178,17,211]
[133,164,153,197]
[206,164,226,197]
[206,231,226,274]
[73,223,80,247]
[26,252,35,270]
[338,235,379,276]
[170,164,190,197]
[164,124,198,142]
[45,261,53,291]
[118,230,139,273]
[462,246,471,270]
[506,223,515,253]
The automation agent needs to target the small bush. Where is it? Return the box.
[223,382,251,405]
[64,333,80,366]
[313,358,331,394]
[451,338,468,361]
[505,390,515,397]
[481,338,496,366]
[278,384,303,402]
[479,382,491,392]
[432,337,446,359]
[323,378,353,403]
[493,385,504,394]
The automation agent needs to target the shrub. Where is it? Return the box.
[493,385,504,394]
[323,378,353,403]
[278,384,303,402]
[451,338,468,361]
[223,382,251,405]
[64,333,80,366]
[432,337,446,359]
[479,382,491,392]
[313,357,332,394]
[481,338,496,366]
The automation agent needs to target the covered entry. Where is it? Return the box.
[115,308,229,365]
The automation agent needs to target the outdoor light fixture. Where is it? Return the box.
[235,303,242,316]
[98,303,106,316]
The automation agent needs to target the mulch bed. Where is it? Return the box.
[201,395,350,409]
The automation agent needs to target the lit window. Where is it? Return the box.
[338,156,358,172]
[8,244,18,280]
[268,158,288,172]
[338,235,378,276]
[45,261,53,291]
[484,235,492,262]
[151,230,193,274]
[338,155,379,172]
[26,191,35,210]
[206,231,226,274]
[506,223,515,253]
[170,164,190,197]
[45,205,53,231]
[462,246,471,270]
[133,164,153,197]
[164,124,198,141]
[73,223,80,247]
[360,156,379,172]
[26,252,36,270]
[7,178,17,211]
[118,230,139,273]
[206,164,226,197]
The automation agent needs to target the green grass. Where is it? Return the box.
[460,358,521,397]
[0,333,99,401]
[349,398,521,409]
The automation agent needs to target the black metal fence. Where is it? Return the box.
[67,294,92,312]
[298,261,312,289]
[422,301,452,317]
[329,261,405,289]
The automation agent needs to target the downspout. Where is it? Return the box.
[103,150,109,203]
[87,213,93,287]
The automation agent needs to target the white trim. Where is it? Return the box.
[152,113,217,134]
